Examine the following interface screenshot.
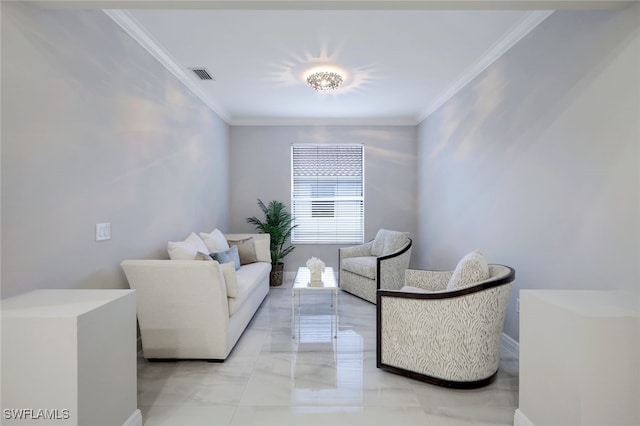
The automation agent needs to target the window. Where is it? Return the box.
[291,144,364,244]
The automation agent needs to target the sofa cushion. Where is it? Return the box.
[211,246,241,271]
[227,237,259,265]
[447,250,490,291]
[370,229,409,257]
[341,256,377,280]
[167,232,208,260]
[199,229,230,254]
[227,262,270,316]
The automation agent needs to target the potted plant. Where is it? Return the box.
[246,199,296,286]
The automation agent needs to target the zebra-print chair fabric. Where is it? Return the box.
[376,264,515,389]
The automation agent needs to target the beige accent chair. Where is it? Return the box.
[338,229,412,304]
[376,264,515,388]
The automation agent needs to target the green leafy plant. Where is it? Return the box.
[246,199,296,266]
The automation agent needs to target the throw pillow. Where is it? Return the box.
[211,246,241,271]
[447,250,490,291]
[253,237,272,263]
[167,232,208,260]
[227,237,258,265]
[199,229,230,254]
[195,254,237,297]
[220,261,239,298]
[195,252,214,261]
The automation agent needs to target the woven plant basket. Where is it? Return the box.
[270,263,284,287]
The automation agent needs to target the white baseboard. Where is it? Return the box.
[514,409,534,426]
[123,409,142,426]
[501,332,519,358]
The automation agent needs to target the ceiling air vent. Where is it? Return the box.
[190,68,214,80]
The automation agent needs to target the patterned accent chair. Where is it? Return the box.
[376,263,515,389]
[339,229,412,304]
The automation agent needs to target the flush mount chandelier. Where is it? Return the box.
[306,71,344,92]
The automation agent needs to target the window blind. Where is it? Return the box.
[291,144,364,244]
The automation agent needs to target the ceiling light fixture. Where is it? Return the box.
[306,71,344,92]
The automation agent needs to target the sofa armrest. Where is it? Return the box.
[120,260,230,359]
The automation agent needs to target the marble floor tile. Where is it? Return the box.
[229,405,433,426]
[139,404,236,426]
[137,275,519,425]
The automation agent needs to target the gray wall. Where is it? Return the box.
[229,125,418,271]
[416,6,640,341]
[5,4,637,347]
[1,4,230,298]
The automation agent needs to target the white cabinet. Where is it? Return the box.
[1,290,140,426]
[515,290,639,426]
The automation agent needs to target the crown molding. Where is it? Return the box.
[229,117,418,126]
[417,9,554,124]
[35,1,631,10]
[103,9,232,123]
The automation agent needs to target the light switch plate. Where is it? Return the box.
[96,223,111,241]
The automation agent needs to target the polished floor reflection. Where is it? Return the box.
[138,276,519,425]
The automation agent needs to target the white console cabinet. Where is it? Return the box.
[1,290,141,426]
[515,290,639,426]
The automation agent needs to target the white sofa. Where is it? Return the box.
[121,233,271,361]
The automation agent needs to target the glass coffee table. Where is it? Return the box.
[291,267,338,339]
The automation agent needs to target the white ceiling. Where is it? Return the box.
[107,6,555,125]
